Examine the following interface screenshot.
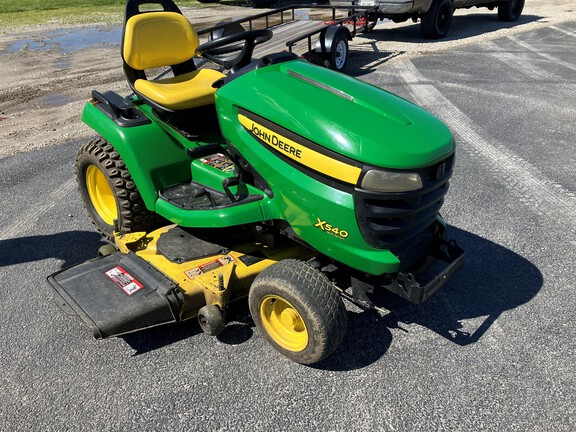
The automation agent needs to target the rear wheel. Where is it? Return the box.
[421,0,454,39]
[498,0,524,22]
[75,137,162,239]
[249,259,347,364]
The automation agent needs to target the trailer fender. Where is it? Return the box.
[316,26,352,55]
[316,26,351,72]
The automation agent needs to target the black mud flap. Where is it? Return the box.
[48,252,184,338]
[385,240,465,304]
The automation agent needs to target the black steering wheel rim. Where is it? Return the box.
[196,29,273,69]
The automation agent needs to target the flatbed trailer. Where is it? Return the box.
[197,5,380,72]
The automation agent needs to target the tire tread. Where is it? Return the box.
[75,137,164,238]
[249,259,347,364]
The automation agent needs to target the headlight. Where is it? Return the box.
[360,169,422,192]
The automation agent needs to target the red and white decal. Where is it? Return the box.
[105,266,144,296]
[185,255,235,279]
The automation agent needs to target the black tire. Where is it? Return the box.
[198,304,226,336]
[498,0,524,22]
[324,31,349,72]
[248,0,276,8]
[75,137,163,239]
[421,0,454,39]
[249,259,347,364]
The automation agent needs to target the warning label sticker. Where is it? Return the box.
[185,255,235,279]
[105,266,144,296]
[200,153,235,173]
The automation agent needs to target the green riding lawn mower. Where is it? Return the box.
[48,0,464,364]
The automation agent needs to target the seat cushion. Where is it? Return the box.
[134,68,226,110]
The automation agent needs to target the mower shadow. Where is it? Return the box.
[314,225,543,371]
[378,226,542,345]
[313,309,394,371]
[122,321,204,355]
[121,301,256,356]
[0,230,103,269]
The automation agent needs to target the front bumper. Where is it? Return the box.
[346,237,464,308]
[385,239,464,303]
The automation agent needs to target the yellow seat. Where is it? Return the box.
[122,11,225,110]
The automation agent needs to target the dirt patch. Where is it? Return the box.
[0,2,574,159]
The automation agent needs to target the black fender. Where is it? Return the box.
[81,94,190,210]
[315,26,352,55]
[207,21,245,42]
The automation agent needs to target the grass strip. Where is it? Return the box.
[0,0,209,28]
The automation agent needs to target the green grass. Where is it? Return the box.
[0,0,205,28]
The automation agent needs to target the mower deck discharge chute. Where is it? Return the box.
[48,0,464,364]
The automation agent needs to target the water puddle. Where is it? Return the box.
[2,26,121,55]
[42,93,76,107]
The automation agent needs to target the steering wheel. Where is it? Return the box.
[196,29,273,71]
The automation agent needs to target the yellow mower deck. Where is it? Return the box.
[48,225,313,338]
[115,225,313,321]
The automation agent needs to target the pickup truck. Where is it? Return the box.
[339,0,525,38]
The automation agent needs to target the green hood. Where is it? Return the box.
[215,59,454,169]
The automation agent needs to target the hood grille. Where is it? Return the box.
[354,153,455,250]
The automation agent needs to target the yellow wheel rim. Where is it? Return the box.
[259,295,308,352]
[86,165,117,225]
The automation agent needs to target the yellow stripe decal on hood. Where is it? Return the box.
[238,114,361,185]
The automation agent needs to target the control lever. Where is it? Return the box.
[222,176,240,203]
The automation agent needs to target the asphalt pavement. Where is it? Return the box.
[1,19,575,432]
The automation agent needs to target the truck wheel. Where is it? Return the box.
[248,259,347,364]
[421,0,453,39]
[76,137,161,239]
[248,0,276,8]
[324,31,349,72]
[497,0,524,22]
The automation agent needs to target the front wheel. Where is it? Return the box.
[75,137,162,239]
[249,259,348,364]
[421,0,454,39]
[498,0,524,22]
[197,304,226,336]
